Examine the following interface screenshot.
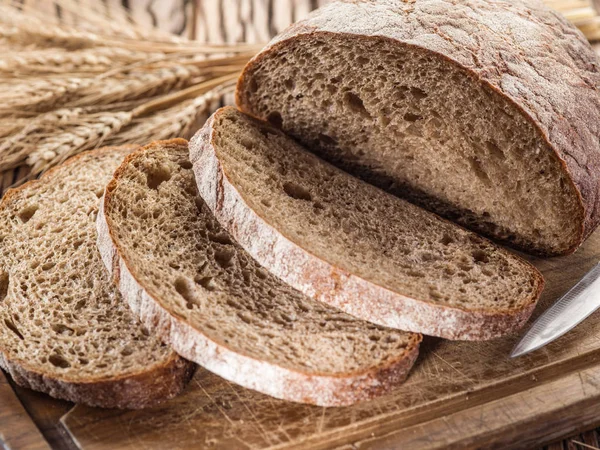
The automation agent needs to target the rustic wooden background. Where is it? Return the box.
[2,1,600,449]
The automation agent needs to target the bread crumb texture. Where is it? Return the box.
[0,147,190,408]
[103,142,419,378]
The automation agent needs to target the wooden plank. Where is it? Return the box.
[0,371,51,450]
[344,365,600,450]
[56,230,600,449]
[9,380,77,450]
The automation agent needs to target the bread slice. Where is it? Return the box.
[236,0,600,256]
[0,146,194,409]
[97,139,421,407]
[190,107,544,341]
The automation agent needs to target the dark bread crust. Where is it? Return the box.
[97,139,422,407]
[236,0,600,255]
[0,351,194,410]
[189,108,544,340]
[0,146,195,409]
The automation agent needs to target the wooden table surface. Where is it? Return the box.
[3,1,600,449]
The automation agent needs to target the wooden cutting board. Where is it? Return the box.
[4,229,593,449]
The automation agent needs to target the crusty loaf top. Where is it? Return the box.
[245,0,600,242]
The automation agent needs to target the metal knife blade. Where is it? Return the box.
[511,262,600,358]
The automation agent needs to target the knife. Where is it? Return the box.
[511,262,600,358]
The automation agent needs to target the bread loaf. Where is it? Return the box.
[0,147,194,409]
[190,107,544,340]
[236,0,600,256]
[97,139,421,406]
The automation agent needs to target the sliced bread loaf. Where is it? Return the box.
[97,139,421,407]
[190,107,544,341]
[236,0,600,256]
[0,146,194,409]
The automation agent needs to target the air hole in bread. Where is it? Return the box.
[404,112,423,122]
[266,111,283,128]
[284,79,294,90]
[174,276,200,309]
[407,270,425,278]
[283,182,312,202]
[178,159,193,170]
[468,157,491,186]
[208,232,234,245]
[52,324,74,335]
[18,204,38,224]
[248,77,258,93]
[74,299,86,310]
[0,272,9,302]
[121,346,133,356]
[240,137,256,150]
[48,353,70,369]
[410,87,428,99]
[146,164,172,190]
[41,262,55,271]
[214,249,235,269]
[485,140,505,160]
[343,92,371,118]
[440,234,454,246]
[472,250,489,264]
[4,319,23,340]
[261,198,272,208]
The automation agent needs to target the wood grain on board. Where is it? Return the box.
[0,371,51,450]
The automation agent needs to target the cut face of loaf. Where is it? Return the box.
[236,0,600,256]
[0,147,194,409]
[190,107,544,340]
[98,139,420,407]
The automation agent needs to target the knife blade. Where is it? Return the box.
[511,262,600,358]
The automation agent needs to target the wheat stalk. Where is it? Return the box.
[0,47,159,77]
[0,108,85,171]
[67,65,205,107]
[26,111,133,174]
[0,78,93,114]
[0,51,249,116]
[105,90,223,146]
